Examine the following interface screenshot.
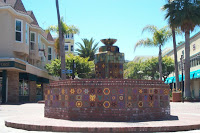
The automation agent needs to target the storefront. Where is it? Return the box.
[0,59,57,103]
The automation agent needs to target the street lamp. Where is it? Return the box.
[180,54,184,103]
[137,71,144,79]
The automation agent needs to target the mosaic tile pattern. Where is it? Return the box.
[45,79,170,121]
[45,87,169,109]
[94,45,124,79]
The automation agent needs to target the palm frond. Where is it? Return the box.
[134,38,154,52]
[142,25,158,34]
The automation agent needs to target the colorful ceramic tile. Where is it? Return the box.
[70,88,75,94]
[84,89,89,94]
[103,88,110,95]
[90,102,95,107]
[77,88,82,94]
[89,94,96,101]
[127,102,132,108]
[83,95,89,101]
[139,89,143,94]
[76,101,83,108]
[76,95,82,100]
[138,101,143,108]
[111,102,117,108]
[103,101,110,108]
[119,95,124,101]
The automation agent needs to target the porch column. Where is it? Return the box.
[2,70,7,103]
[7,71,19,103]
[29,81,36,102]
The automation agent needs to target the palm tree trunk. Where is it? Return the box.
[172,28,180,91]
[158,45,163,80]
[184,30,191,98]
[56,0,66,80]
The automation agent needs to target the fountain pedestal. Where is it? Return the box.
[95,39,124,79]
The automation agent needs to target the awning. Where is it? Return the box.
[165,76,175,84]
[179,75,185,81]
[194,70,200,79]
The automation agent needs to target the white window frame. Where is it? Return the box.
[15,19,23,43]
[30,31,36,50]
[65,43,69,51]
[25,23,29,45]
[48,46,52,61]
[38,34,41,49]
[71,45,74,52]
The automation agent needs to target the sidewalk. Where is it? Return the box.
[1,102,200,132]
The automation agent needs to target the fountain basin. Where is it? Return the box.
[44,79,170,121]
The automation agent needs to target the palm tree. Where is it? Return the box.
[134,25,171,80]
[55,0,65,80]
[76,38,99,61]
[163,0,200,98]
[162,0,182,91]
[49,16,79,79]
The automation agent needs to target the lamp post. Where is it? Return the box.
[180,55,184,103]
[137,71,144,79]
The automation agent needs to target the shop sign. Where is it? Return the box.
[0,61,26,70]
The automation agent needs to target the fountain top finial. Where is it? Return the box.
[100,38,117,46]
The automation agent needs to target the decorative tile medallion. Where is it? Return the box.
[84,89,89,94]
[103,101,110,108]
[76,95,82,100]
[138,101,143,108]
[77,88,82,94]
[103,88,110,95]
[70,88,75,94]
[76,101,83,108]
[90,95,96,101]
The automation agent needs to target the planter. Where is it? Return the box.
[172,92,181,102]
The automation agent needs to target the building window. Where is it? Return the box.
[65,44,68,51]
[38,34,41,49]
[182,50,184,59]
[71,45,74,52]
[15,19,23,42]
[19,80,29,96]
[193,44,196,51]
[25,23,29,45]
[48,47,52,61]
[30,32,36,50]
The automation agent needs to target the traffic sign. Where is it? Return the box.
[61,70,73,74]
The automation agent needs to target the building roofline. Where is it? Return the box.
[0,6,33,22]
[164,31,200,56]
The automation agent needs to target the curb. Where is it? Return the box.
[5,121,200,132]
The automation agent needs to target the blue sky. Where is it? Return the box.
[22,0,199,61]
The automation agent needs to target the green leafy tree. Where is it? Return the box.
[134,25,171,80]
[45,54,94,79]
[76,38,99,61]
[163,0,200,97]
[124,60,145,79]
[124,56,174,80]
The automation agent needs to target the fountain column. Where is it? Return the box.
[95,39,125,79]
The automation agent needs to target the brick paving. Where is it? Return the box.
[0,103,200,132]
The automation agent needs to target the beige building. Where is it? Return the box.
[0,0,58,103]
[164,32,200,99]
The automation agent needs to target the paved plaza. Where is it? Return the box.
[0,102,200,132]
